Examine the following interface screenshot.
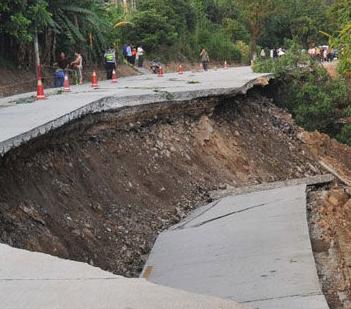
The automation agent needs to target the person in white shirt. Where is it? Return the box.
[137,46,144,67]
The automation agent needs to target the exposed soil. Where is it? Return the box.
[2,85,351,308]
[308,187,351,309]
[0,92,323,277]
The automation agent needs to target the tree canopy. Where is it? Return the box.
[0,0,342,66]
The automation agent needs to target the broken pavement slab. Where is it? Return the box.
[0,67,270,156]
[0,243,249,309]
[142,183,329,309]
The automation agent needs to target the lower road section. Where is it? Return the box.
[142,184,329,308]
[0,243,247,309]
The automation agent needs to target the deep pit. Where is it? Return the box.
[0,91,324,277]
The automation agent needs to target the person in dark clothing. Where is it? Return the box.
[57,52,69,70]
[273,48,278,58]
[54,52,69,87]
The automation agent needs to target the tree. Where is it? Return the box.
[121,9,178,51]
[259,0,328,49]
[236,0,277,59]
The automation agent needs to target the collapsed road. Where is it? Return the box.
[1,67,351,308]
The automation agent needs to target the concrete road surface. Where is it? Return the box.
[142,184,329,309]
[0,243,248,309]
[0,67,269,156]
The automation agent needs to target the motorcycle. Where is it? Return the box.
[150,59,162,74]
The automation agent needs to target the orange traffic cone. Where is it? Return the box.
[112,69,118,83]
[63,73,71,92]
[91,71,99,88]
[36,79,46,100]
[224,61,228,69]
[158,66,164,77]
[178,64,184,75]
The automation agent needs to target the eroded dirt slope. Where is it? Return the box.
[0,94,323,277]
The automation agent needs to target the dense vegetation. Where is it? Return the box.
[0,0,336,67]
[253,44,351,145]
[251,0,351,146]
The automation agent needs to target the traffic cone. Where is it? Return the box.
[112,69,118,83]
[63,73,71,92]
[91,71,99,88]
[36,79,46,100]
[158,66,164,77]
[224,61,228,69]
[178,64,184,75]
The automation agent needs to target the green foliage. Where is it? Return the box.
[235,41,250,64]
[254,45,349,133]
[337,124,351,145]
[259,0,328,49]
[325,1,351,76]
[138,0,196,33]
[197,26,241,62]
[121,9,178,51]
[0,0,338,67]
[222,18,250,43]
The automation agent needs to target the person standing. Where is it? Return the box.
[54,52,69,87]
[57,52,69,71]
[137,46,144,67]
[104,47,116,79]
[126,44,132,64]
[71,52,83,85]
[200,48,209,71]
[131,47,137,65]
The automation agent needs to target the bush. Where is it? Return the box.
[337,124,351,145]
[121,10,178,52]
[198,27,241,62]
[235,41,250,64]
[253,44,349,133]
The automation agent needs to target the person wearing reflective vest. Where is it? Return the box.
[104,48,116,80]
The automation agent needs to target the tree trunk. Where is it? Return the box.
[123,0,128,14]
[34,29,41,78]
[250,35,257,62]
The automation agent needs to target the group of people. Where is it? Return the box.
[53,45,214,87]
[55,51,83,86]
[258,45,337,63]
[122,44,144,68]
[259,48,286,59]
[54,48,117,87]
[308,46,336,62]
